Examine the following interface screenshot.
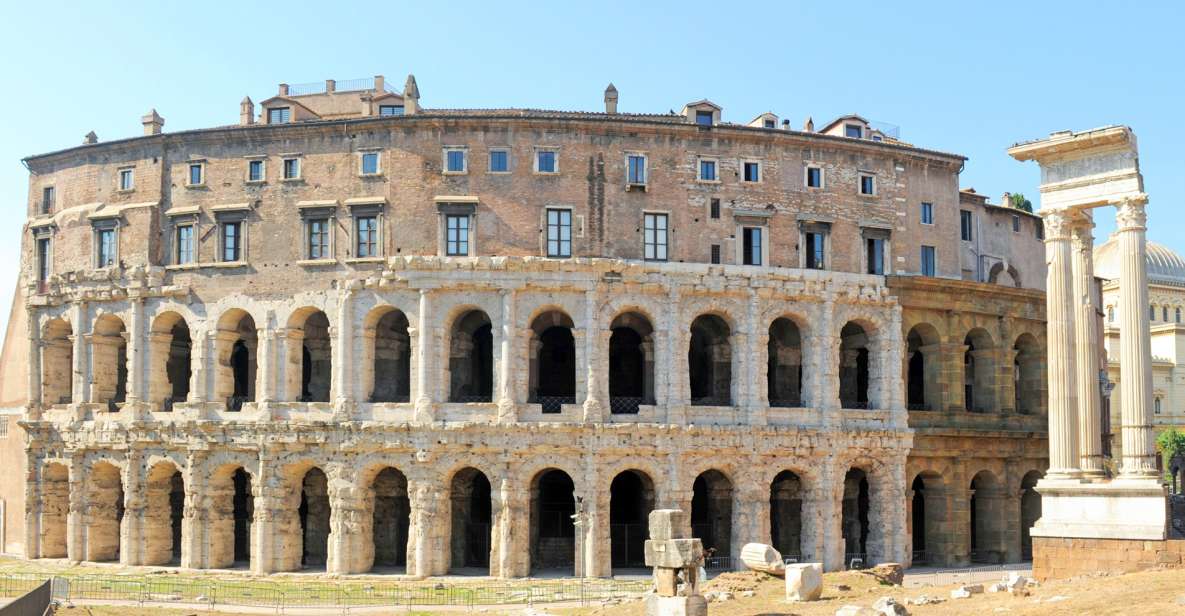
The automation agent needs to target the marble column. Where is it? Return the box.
[1115,196,1159,478]
[1071,215,1104,477]
[1040,209,1081,479]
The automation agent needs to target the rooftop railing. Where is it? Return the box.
[287,77,398,97]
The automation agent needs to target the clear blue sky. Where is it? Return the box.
[0,1,1181,336]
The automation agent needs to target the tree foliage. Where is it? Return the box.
[1009,193,1034,213]
[1157,428,1185,478]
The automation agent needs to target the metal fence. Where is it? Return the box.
[0,574,648,610]
[903,564,1030,588]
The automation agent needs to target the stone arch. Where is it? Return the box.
[988,262,1022,288]
[91,314,127,407]
[1020,470,1043,560]
[297,465,331,569]
[768,317,804,407]
[1013,333,1045,415]
[964,328,996,413]
[906,323,942,411]
[448,466,492,573]
[769,469,804,559]
[149,311,191,409]
[529,309,576,413]
[909,470,948,565]
[208,463,254,568]
[364,306,411,403]
[969,470,1006,563]
[691,469,733,558]
[839,321,872,409]
[41,319,73,406]
[214,309,257,409]
[530,468,576,573]
[448,309,494,402]
[143,459,185,565]
[370,466,410,571]
[84,460,124,562]
[841,467,872,564]
[285,307,332,402]
[689,314,733,406]
[609,311,655,413]
[610,469,655,571]
[37,462,69,558]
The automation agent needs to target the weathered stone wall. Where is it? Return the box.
[1032,537,1185,581]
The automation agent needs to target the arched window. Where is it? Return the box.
[1155,398,1162,414]
[1164,307,1170,322]
[1108,306,1115,323]
[1151,305,1157,321]
[1177,308,1182,324]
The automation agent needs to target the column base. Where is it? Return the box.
[1033,478,1167,541]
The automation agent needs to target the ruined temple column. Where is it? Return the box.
[1071,215,1105,477]
[1040,209,1081,479]
[1115,196,1159,478]
[407,478,447,576]
[491,471,530,578]
[327,477,372,574]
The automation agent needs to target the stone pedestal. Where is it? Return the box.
[1031,479,1167,541]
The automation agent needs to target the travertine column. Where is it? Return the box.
[1115,196,1159,478]
[1071,216,1104,477]
[26,313,42,418]
[582,289,607,422]
[1040,209,1081,479]
[413,289,434,422]
[497,289,517,422]
[334,288,355,406]
[407,478,447,576]
[66,454,84,561]
[126,298,144,403]
[187,328,209,404]
[72,302,88,403]
[180,451,206,569]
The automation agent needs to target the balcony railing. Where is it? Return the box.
[531,395,576,414]
[609,397,646,415]
[287,77,398,96]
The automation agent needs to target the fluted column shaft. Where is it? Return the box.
[1041,210,1081,478]
[1116,197,1159,477]
[1071,216,1104,476]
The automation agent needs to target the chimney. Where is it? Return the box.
[240,96,255,126]
[804,116,815,132]
[374,75,385,92]
[781,119,790,130]
[325,79,336,93]
[1002,191,1012,208]
[403,74,420,115]
[141,109,164,135]
[604,83,618,114]
[83,131,98,145]
[278,83,289,97]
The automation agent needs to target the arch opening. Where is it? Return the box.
[767,318,803,407]
[370,309,411,403]
[839,323,870,409]
[964,329,996,413]
[449,310,493,403]
[689,315,732,406]
[910,472,947,565]
[1020,471,1043,561]
[299,467,330,569]
[92,315,128,409]
[85,461,124,562]
[530,469,575,573]
[38,463,69,558]
[529,310,576,413]
[41,319,73,405]
[215,311,257,411]
[906,324,940,411]
[288,310,331,402]
[150,313,191,410]
[449,468,492,572]
[232,468,253,565]
[1014,334,1044,415]
[144,462,184,565]
[610,470,655,571]
[691,469,733,558]
[609,312,655,414]
[769,470,803,560]
[842,468,870,563]
[373,467,410,571]
[970,471,1005,564]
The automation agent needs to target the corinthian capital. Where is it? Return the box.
[1115,194,1149,231]
[1041,209,1075,240]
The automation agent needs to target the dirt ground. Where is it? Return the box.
[557,568,1185,616]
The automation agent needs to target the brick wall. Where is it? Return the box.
[1032,536,1185,581]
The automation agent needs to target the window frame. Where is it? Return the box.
[267,107,291,124]
[626,153,647,186]
[1012,214,1021,233]
[219,219,245,263]
[921,245,937,277]
[246,158,266,183]
[695,110,714,126]
[378,104,404,117]
[445,213,472,256]
[443,147,468,175]
[35,235,52,287]
[354,214,379,258]
[117,167,135,192]
[94,223,119,269]
[960,210,973,242]
[359,151,381,177]
[858,172,876,196]
[534,148,559,175]
[804,165,824,189]
[488,148,510,174]
[306,217,331,260]
[866,237,885,275]
[844,124,864,139]
[741,226,764,266]
[697,158,719,183]
[709,198,720,219]
[643,212,669,262]
[282,157,302,181]
[186,162,205,187]
[710,243,721,264]
[920,202,934,225]
[742,160,762,183]
[174,223,195,265]
[545,207,573,258]
[41,186,54,215]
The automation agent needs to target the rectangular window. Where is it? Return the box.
[356,216,377,258]
[709,198,720,219]
[248,160,264,182]
[960,210,973,241]
[378,104,404,116]
[36,238,50,284]
[921,245,936,276]
[699,159,717,181]
[268,107,291,124]
[222,221,242,262]
[1012,215,1021,232]
[489,149,509,173]
[866,238,884,275]
[627,155,647,185]
[742,162,761,183]
[546,209,572,258]
[175,225,194,265]
[805,232,825,270]
[643,213,668,261]
[742,227,763,266]
[764,119,776,128]
[188,163,204,186]
[710,244,721,264]
[845,124,863,138]
[361,152,379,175]
[307,218,329,259]
[96,228,116,267]
[41,187,54,214]
[536,150,557,173]
[695,110,713,126]
[283,158,300,180]
[445,149,467,173]
[859,173,875,195]
[1036,221,1044,240]
[446,214,470,256]
[921,202,933,225]
[118,168,134,191]
[805,166,823,189]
